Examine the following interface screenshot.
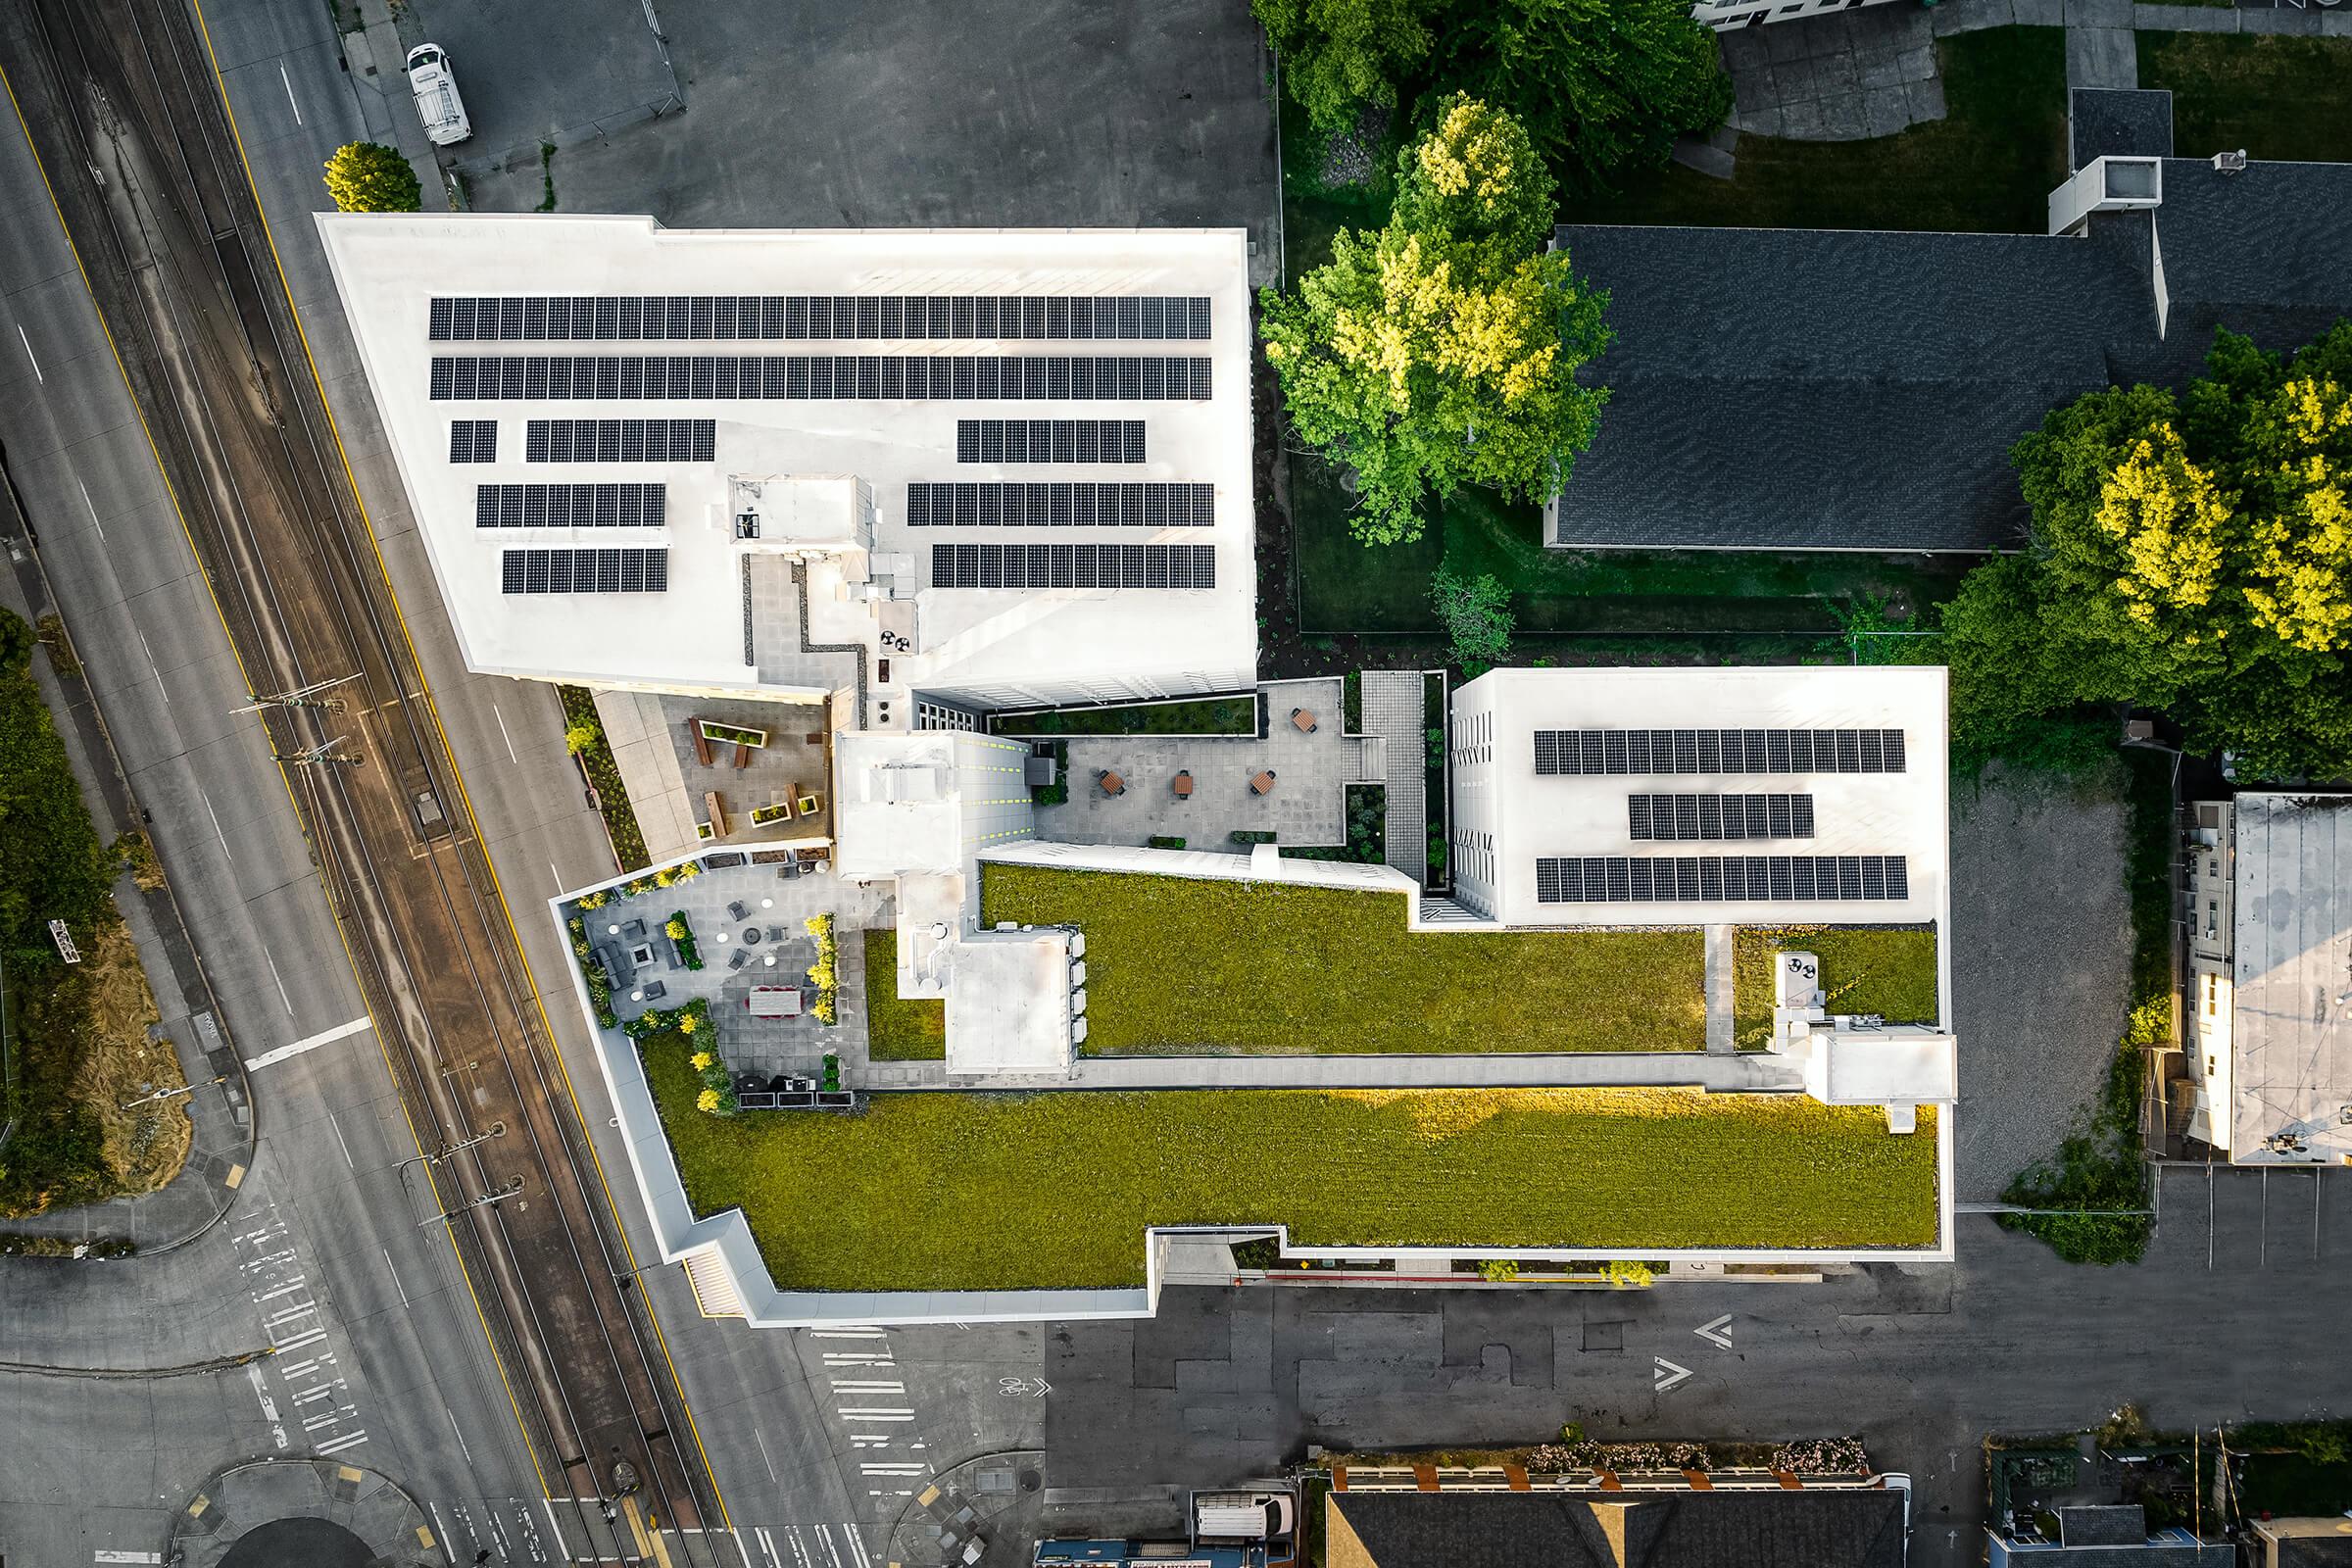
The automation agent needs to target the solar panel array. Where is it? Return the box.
[473,483,666,529]
[1534,727,1906,776]
[1628,793,1816,842]
[447,419,498,463]
[906,482,1213,528]
[930,542,1215,589]
[500,547,668,594]
[1536,854,1909,904]
[956,419,1145,465]
[429,294,1210,343]
[429,355,1211,403]
[525,418,716,463]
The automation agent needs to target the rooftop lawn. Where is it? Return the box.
[641,1035,1941,1290]
[1564,27,2070,233]
[980,864,1705,1054]
[861,928,945,1061]
[1732,926,1941,1047]
[2139,34,2352,167]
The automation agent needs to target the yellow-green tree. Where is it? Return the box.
[1946,322,2352,779]
[1261,97,1608,545]
[323,142,421,213]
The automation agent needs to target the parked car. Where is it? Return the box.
[406,44,471,146]
[1192,1490,1297,1544]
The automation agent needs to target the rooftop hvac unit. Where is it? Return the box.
[1068,931,1086,958]
[2215,149,2248,174]
[1071,1016,1089,1046]
[1069,959,1088,990]
[1071,988,1087,1015]
[735,512,760,539]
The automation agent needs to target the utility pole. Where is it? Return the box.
[270,734,363,768]
[231,674,357,715]
[120,1073,226,1109]
[418,1174,525,1228]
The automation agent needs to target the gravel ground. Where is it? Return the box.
[1948,763,2134,1198]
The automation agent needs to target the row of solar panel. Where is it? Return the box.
[428,355,1212,403]
[1628,793,1816,842]
[429,294,1212,343]
[1535,854,1910,905]
[929,542,1216,590]
[1534,728,1907,776]
[473,483,667,529]
[906,482,1214,529]
[956,419,1145,465]
[449,418,499,463]
[524,418,718,464]
[500,547,669,595]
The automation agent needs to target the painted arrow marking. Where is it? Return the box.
[1652,1357,1692,1395]
[1693,1314,1734,1349]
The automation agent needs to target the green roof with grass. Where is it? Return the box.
[641,1034,1940,1290]
[1732,927,1940,1048]
[979,863,1705,1054]
[861,927,945,1062]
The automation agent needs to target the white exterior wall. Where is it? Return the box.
[1448,678,1502,919]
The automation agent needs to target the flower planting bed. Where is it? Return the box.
[979,864,1704,1054]
[637,1044,1941,1291]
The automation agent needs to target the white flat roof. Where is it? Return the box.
[1460,665,1950,928]
[2230,792,2352,1162]
[945,928,1074,1076]
[315,215,1257,703]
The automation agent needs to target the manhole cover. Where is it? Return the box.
[218,1517,374,1568]
[1018,1469,1043,1494]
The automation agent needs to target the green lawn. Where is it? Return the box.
[2139,34,2352,165]
[1295,451,1979,636]
[989,697,1258,737]
[642,1035,1942,1290]
[1732,927,1941,1047]
[861,928,944,1061]
[1566,27,2070,234]
[980,864,1705,1053]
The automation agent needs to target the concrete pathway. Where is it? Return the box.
[1361,670,1429,884]
[947,1049,1802,1093]
[1720,4,1949,143]
[1703,925,1738,1054]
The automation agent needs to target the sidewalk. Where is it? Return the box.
[952,1049,1803,1093]
[0,484,253,1250]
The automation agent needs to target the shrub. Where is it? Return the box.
[1431,565,1514,670]
[821,1052,841,1093]
[667,910,703,970]
[1230,1236,1281,1270]
[1606,1258,1654,1289]
[1148,836,1189,850]
[564,722,601,757]
[576,890,607,910]
[1230,829,1277,846]
[323,141,421,213]
[1479,1257,1520,1282]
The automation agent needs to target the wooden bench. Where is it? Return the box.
[705,790,730,838]
[733,741,753,769]
[689,721,714,768]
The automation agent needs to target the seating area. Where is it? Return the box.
[1034,677,1381,852]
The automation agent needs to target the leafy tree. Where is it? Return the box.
[1946,323,2352,780]
[1427,0,1732,197]
[323,142,422,214]
[1254,0,1438,133]
[1431,564,1513,668]
[1262,97,1609,545]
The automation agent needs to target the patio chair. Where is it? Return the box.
[1172,770,1194,799]
[728,948,750,971]
[766,925,787,943]
[640,980,666,1001]
[779,860,802,881]
[621,917,647,939]
[728,900,750,921]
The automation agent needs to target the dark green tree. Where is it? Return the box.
[1253,0,1439,134]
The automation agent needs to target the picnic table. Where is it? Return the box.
[1292,708,1318,733]
[1250,769,1278,796]
[748,986,804,1018]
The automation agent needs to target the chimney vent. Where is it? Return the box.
[2215,150,2248,174]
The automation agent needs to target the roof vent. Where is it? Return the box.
[2214,150,2247,174]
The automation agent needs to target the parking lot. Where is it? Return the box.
[430,0,1282,286]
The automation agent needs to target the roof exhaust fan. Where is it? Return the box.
[2214,150,2248,174]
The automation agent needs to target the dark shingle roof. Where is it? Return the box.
[1549,223,2154,552]
[2070,89,2174,169]
[2060,1505,2155,1546]
[1326,1488,1907,1568]
[2277,1537,2352,1568]
[1549,156,2352,554]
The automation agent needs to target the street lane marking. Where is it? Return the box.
[541,1498,569,1560]
[76,477,103,541]
[383,1246,409,1308]
[19,323,40,381]
[808,1327,886,1338]
[753,1425,778,1484]
[835,1407,913,1420]
[279,64,302,124]
[136,630,169,704]
[244,1014,371,1071]
[444,1405,472,1463]
[326,1110,353,1168]
[274,1328,328,1353]
[200,787,231,859]
[246,1362,288,1448]
[493,701,518,764]
[1693,1313,1734,1349]
[264,951,294,1015]
[317,1430,369,1455]
[829,1380,904,1393]
[843,1523,873,1568]
[1652,1356,1692,1394]
[94,1552,163,1564]
[814,1525,847,1568]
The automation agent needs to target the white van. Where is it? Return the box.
[406,44,471,146]
[1192,1491,1296,1544]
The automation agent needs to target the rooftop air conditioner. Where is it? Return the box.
[2214,150,2247,174]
